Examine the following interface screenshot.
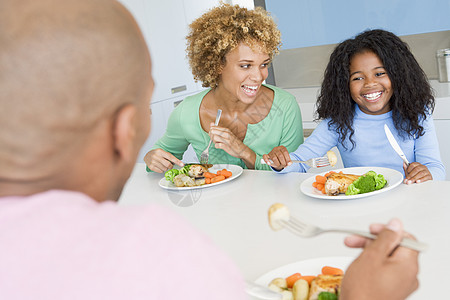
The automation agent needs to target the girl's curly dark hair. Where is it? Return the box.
[316,29,435,149]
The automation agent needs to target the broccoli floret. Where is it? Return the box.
[345,171,385,195]
[179,165,191,175]
[345,183,360,195]
[164,169,180,183]
[355,174,376,193]
[365,170,377,177]
[374,174,387,190]
[318,292,338,300]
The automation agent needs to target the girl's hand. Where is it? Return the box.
[143,148,184,173]
[262,146,292,171]
[403,162,432,184]
[209,124,255,168]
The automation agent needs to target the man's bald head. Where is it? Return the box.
[0,0,150,177]
[0,0,151,182]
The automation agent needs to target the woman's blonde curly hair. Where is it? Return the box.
[186,4,281,88]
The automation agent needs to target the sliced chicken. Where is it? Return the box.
[187,164,209,179]
[324,173,360,196]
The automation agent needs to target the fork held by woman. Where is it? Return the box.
[200,109,222,164]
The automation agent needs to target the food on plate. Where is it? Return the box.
[268,266,344,300]
[311,170,387,196]
[326,151,337,167]
[268,203,290,231]
[309,275,342,300]
[324,173,360,196]
[345,170,387,195]
[173,173,196,187]
[164,164,232,187]
[292,279,309,300]
[187,164,209,179]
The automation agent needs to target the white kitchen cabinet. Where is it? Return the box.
[119,0,204,103]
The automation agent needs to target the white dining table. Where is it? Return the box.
[119,163,450,299]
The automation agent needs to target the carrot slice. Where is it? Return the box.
[316,183,324,191]
[315,175,327,184]
[204,172,217,178]
[210,175,226,183]
[286,273,302,288]
[205,178,211,184]
[312,181,318,188]
[321,266,344,276]
[221,169,232,178]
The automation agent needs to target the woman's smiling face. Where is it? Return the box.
[349,51,393,115]
[218,42,270,104]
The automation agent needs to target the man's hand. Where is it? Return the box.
[340,219,419,300]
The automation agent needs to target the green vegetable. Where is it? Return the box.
[346,184,360,195]
[164,169,180,183]
[374,174,387,190]
[179,165,191,175]
[318,292,338,300]
[345,170,387,195]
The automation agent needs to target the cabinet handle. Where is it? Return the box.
[171,85,187,94]
[173,100,183,107]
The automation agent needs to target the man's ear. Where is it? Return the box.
[113,104,137,163]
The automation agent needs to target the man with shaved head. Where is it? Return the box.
[0,0,246,298]
[0,0,419,299]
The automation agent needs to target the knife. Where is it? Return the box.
[384,124,410,166]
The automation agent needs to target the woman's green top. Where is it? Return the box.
[150,84,304,170]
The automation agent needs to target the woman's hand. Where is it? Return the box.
[143,148,184,173]
[209,124,255,168]
[403,162,432,184]
[262,146,292,171]
[340,219,419,300]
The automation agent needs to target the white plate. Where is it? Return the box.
[255,256,353,287]
[300,167,403,200]
[158,164,243,190]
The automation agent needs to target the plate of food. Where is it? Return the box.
[300,167,403,200]
[254,256,353,300]
[158,163,243,190]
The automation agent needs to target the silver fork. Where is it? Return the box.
[279,215,428,252]
[200,109,222,164]
[261,156,331,168]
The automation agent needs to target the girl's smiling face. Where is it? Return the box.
[218,43,271,104]
[349,51,393,115]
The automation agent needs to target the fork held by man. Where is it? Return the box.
[268,203,428,252]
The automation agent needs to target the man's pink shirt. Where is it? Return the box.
[0,190,246,299]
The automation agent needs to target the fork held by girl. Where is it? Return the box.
[263,29,445,183]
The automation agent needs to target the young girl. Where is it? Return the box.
[263,29,445,183]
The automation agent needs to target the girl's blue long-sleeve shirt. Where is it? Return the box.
[279,105,446,180]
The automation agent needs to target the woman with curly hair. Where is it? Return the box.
[264,29,445,183]
[144,4,303,172]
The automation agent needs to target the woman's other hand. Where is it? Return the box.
[262,146,291,171]
[403,162,432,184]
[341,219,419,300]
[144,148,184,173]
